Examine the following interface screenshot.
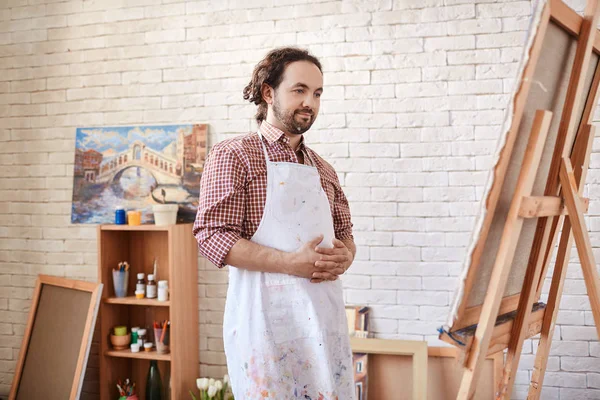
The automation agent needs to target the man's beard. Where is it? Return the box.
[272,94,315,135]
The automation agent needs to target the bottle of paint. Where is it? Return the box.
[136,273,146,293]
[131,327,139,345]
[115,206,126,225]
[137,328,147,346]
[157,280,168,302]
[146,274,157,299]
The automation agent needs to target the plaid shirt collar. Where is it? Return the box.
[259,120,307,151]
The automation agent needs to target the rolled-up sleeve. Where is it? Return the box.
[193,144,246,268]
[332,177,354,241]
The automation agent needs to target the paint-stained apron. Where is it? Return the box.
[223,132,354,400]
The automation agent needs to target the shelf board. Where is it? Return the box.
[104,296,170,306]
[100,224,173,231]
[105,349,171,361]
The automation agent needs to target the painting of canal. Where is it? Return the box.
[71,124,208,224]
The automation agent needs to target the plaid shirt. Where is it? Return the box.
[193,121,353,268]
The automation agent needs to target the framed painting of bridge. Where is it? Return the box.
[70,123,208,224]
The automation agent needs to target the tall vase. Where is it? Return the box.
[145,360,163,400]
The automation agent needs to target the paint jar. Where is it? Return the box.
[144,342,153,352]
[135,290,144,299]
[137,328,147,346]
[115,206,126,225]
[136,273,146,293]
[146,274,157,299]
[130,343,140,353]
[131,327,139,345]
[127,210,141,226]
[157,280,168,302]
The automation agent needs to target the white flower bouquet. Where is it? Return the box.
[190,374,233,400]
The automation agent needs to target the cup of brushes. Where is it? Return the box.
[112,261,129,298]
[117,378,138,400]
[154,320,170,354]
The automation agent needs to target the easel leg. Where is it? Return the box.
[497,216,558,400]
[529,125,595,399]
[560,157,600,337]
[457,110,552,399]
[528,217,573,400]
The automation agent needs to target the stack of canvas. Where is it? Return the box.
[352,352,368,400]
[346,305,370,338]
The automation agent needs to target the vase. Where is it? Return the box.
[145,360,163,400]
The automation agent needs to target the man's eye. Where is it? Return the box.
[315,93,321,98]
[295,89,304,94]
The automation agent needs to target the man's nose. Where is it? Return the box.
[302,95,316,110]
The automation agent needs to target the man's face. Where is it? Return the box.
[271,60,323,135]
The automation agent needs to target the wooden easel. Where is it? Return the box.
[439,1,600,399]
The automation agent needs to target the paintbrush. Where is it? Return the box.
[160,320,167,343]
[164,322,170,346]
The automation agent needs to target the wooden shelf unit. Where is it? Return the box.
[98,223,199,400]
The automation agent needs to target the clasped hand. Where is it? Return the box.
[290,235,353,283]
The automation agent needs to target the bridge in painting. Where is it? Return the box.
[96,141,182,185]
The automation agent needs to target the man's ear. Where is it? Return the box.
[261,83,274,105]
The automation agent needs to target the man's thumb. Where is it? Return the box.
[310,235,324,247]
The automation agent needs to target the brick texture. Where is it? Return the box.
[1,0,600,398]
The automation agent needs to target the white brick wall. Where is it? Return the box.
[1,0,599,398]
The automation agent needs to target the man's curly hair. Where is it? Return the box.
[243,47,322,124]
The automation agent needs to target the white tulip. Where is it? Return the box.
[207,385,218,398]
[197,378,209,390]
[215,380,223,390]
[223,374,230,384]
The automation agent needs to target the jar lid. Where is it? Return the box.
[115,206,125,210]
[147,274,154,281]
[144,342,153,348]
[158,280,168,287]
[131,327,139,332]
[137,273,145,279]
[138,328,146,335]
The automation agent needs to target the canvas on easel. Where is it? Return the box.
[439,0,600,399]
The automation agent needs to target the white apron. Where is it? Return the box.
[223,133,355,400]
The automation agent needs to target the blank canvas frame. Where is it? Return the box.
[10,275,102,400]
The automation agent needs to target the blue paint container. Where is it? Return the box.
[115,206,126,225]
